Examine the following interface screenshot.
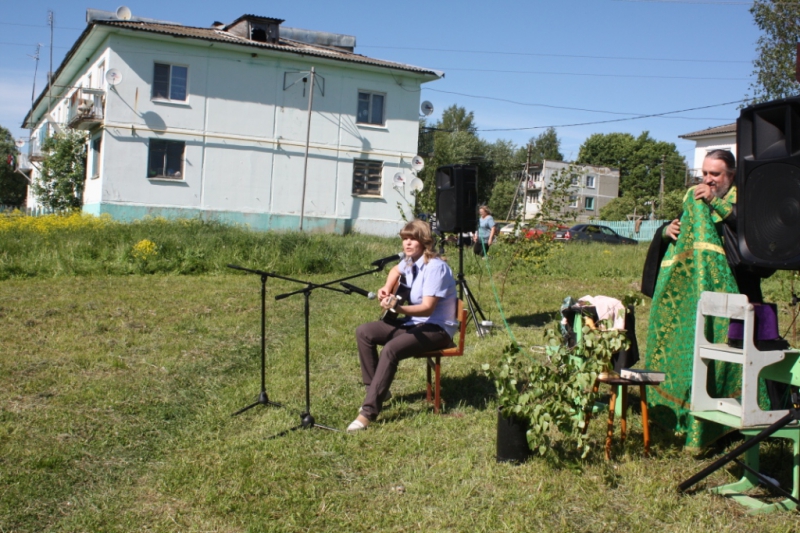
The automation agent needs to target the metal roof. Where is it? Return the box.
[23,15,442,128]
[679,123,736,139]
[96,19,441,76]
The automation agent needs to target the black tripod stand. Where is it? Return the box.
[440,234,487,336]
[678,392,800,508]
[227,265,283,416]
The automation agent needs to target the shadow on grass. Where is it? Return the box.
[389,369,495,417]
[504,311,560,328]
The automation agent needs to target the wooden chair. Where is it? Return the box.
[413,299,468,413]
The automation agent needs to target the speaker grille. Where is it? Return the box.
[742,162,800,263]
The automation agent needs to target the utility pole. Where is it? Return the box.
[48,11,54,112]
[523,143,532,219]
[659,154,665,219]
[299,67,316,231]
[506,143,532,221]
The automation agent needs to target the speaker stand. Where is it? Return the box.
[454,235,487,336]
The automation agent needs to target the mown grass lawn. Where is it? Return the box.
[1,220,798,532]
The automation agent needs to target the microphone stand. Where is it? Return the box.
[271,264,388,434]
[227,264,284,416]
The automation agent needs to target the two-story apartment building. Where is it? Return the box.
[23,9,442,235]
[523,160,620,222]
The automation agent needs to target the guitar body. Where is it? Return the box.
[381,274,411,323]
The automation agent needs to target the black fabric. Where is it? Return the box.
[720,205,775,303]
[613,305,640,372]
[560,304,639,372]
[640,221,672,298]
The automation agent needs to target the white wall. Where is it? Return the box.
[88,32,426,232]
[690,134,737,177]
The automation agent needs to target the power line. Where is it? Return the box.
[436,67,750,81]
[0,21,84,30]
[360,45,752,64]
[424,87,734,120]
[475,99,747,132]
[613,0,750,4]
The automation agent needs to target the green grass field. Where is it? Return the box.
[1,217,799,532]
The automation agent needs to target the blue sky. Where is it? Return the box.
[1,0,760,165]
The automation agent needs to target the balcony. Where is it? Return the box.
[28,137,45,162]
[67,88,105,130]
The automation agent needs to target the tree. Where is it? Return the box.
[437,104,477,134]
[32,130,87,209]
[600,188,684,221]
[487,179,518,220]
[0,125,26,207]
[746,1,800,105]
[527,127,564,164]
[577,131,686,201]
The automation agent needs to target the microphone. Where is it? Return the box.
[371,252,405,269]
[340,282,376,300]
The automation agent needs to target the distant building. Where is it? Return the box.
[23,9,441,235]
[522,160,620,222]
[679,123,736,179]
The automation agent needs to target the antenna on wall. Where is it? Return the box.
[105,68,123,86]
[420,101,434,117]
[116,6,132,20]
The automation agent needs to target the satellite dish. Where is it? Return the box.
[420,101,434,116]
[409,177,424,193]
[393,172,407,186]
[106,69,123,86]
[15,139,25,148]
[116,6,132,20]
[411,155,425,172]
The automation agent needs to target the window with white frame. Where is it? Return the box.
[570,173,579,185]
[584,197,595,210]
[152,63,188,101]
[585,175,595,188]
[569,195,578,208]
[352,159,383,195]
[90,137,102,178]
[148,139,185,179]
[357,91,385,125]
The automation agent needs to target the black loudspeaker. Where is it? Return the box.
[435,164,478,233]
[737,98,800,270]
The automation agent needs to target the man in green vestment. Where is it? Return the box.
[642,150,770,450]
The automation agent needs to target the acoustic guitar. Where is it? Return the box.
[381,274,411,323]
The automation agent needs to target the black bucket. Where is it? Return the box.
[496,409,531,463]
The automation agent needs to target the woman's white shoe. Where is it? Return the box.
[347,418,368,432]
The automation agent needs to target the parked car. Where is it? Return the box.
[499,222,568,241]
[525,223,569,239]
[498,222,529,237]
[554,224,637,245]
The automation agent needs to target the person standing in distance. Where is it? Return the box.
[473,205,496,256]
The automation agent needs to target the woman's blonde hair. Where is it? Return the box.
[479,205,491,216]
[399,219,439,263]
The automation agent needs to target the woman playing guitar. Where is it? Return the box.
[347,219,458,432]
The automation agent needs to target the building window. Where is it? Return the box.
[569,195,578,208]
[357,91,385,125]
[91,137,102,178]
[570,173,579,186]
[585,175,595,188]
[352,159,383,195]
[584,197,595,210]
[152,63,188,101]
[148,139,185,179]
